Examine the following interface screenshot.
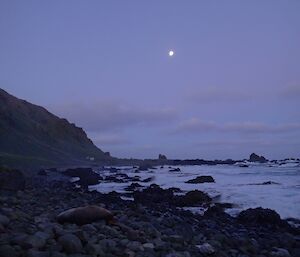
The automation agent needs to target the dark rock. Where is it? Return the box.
[125,183,143,191]
[27,249,50,257]
[262,181,280,185]
[0,214,9,227]
[249,181,281,186]
[239,164,249,168]
[238,207,290,228]
[142,177,154,183]
[134,184,174,205]
[169,187,182,193]
[58,234,83,254]
[63,168,102,187]
[108,167,119,173]
[25,232,48,249]
[0,245,17,257]
[0,167,25,191]
[38,169,47,176]
[270,248,291,257]
[249,153,267,163]
[185,176,215,184]
[169,168,181,172]
[196,243,215,255]
[0,223,4,233]
[104,175,125,183]
[177,190,212,207]
[158,154,167,160]
[204,204,233,220]
[47,168,57,172]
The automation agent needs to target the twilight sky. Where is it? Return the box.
[1,1,300,160]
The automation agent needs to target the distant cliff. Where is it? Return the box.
[0,88,111,168]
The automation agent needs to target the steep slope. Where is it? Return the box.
[0,88,110,167]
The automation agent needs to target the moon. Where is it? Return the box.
[168,50,174,57]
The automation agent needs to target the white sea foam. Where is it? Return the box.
[89,162,300,219]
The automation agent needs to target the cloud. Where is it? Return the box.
[87,132,131,146]
[280,84,300,100]
[175,118,300,134]
[49,101,178,132]
[193,139,300,147]
[186,86,253,104]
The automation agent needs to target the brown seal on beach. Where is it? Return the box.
[57,205,114,225]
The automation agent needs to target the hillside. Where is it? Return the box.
[0,88,111,168]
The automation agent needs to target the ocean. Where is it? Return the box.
[89,160,300,219]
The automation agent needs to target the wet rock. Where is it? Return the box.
[196,243,215,255]
[58,234,83,254]
[248,181,281,186]
[185,176,215,184]
[133,184,174,205]
[125,183,143,191]
[108,167,119,173]
[169,168,181,172]
[238,207,289,228]
[143,243,154,249]
[262,181,280,185]
[104,175,126,183]
[142,177,154,183]
[168,235,184,243]
[169,187,182,193]
[63,168,102,187]
[0,167,25,191]
[270,248,291,257]
[177,190,211,206]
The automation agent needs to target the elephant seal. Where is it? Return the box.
[57,205,114,225]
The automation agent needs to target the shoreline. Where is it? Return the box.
[0,169,299,257]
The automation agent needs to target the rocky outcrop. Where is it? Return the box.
[185,175,215,184]
[169,167,181,172]
[63,168,102,188]
[0,167,25,191]
[176,190,212,207]
[237,207,290,228]
[133,184,174,205]
[133,184,211,207]
[249,153,267,163]
[158,154,167,160]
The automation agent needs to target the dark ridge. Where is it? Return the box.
[0,88,112,168]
